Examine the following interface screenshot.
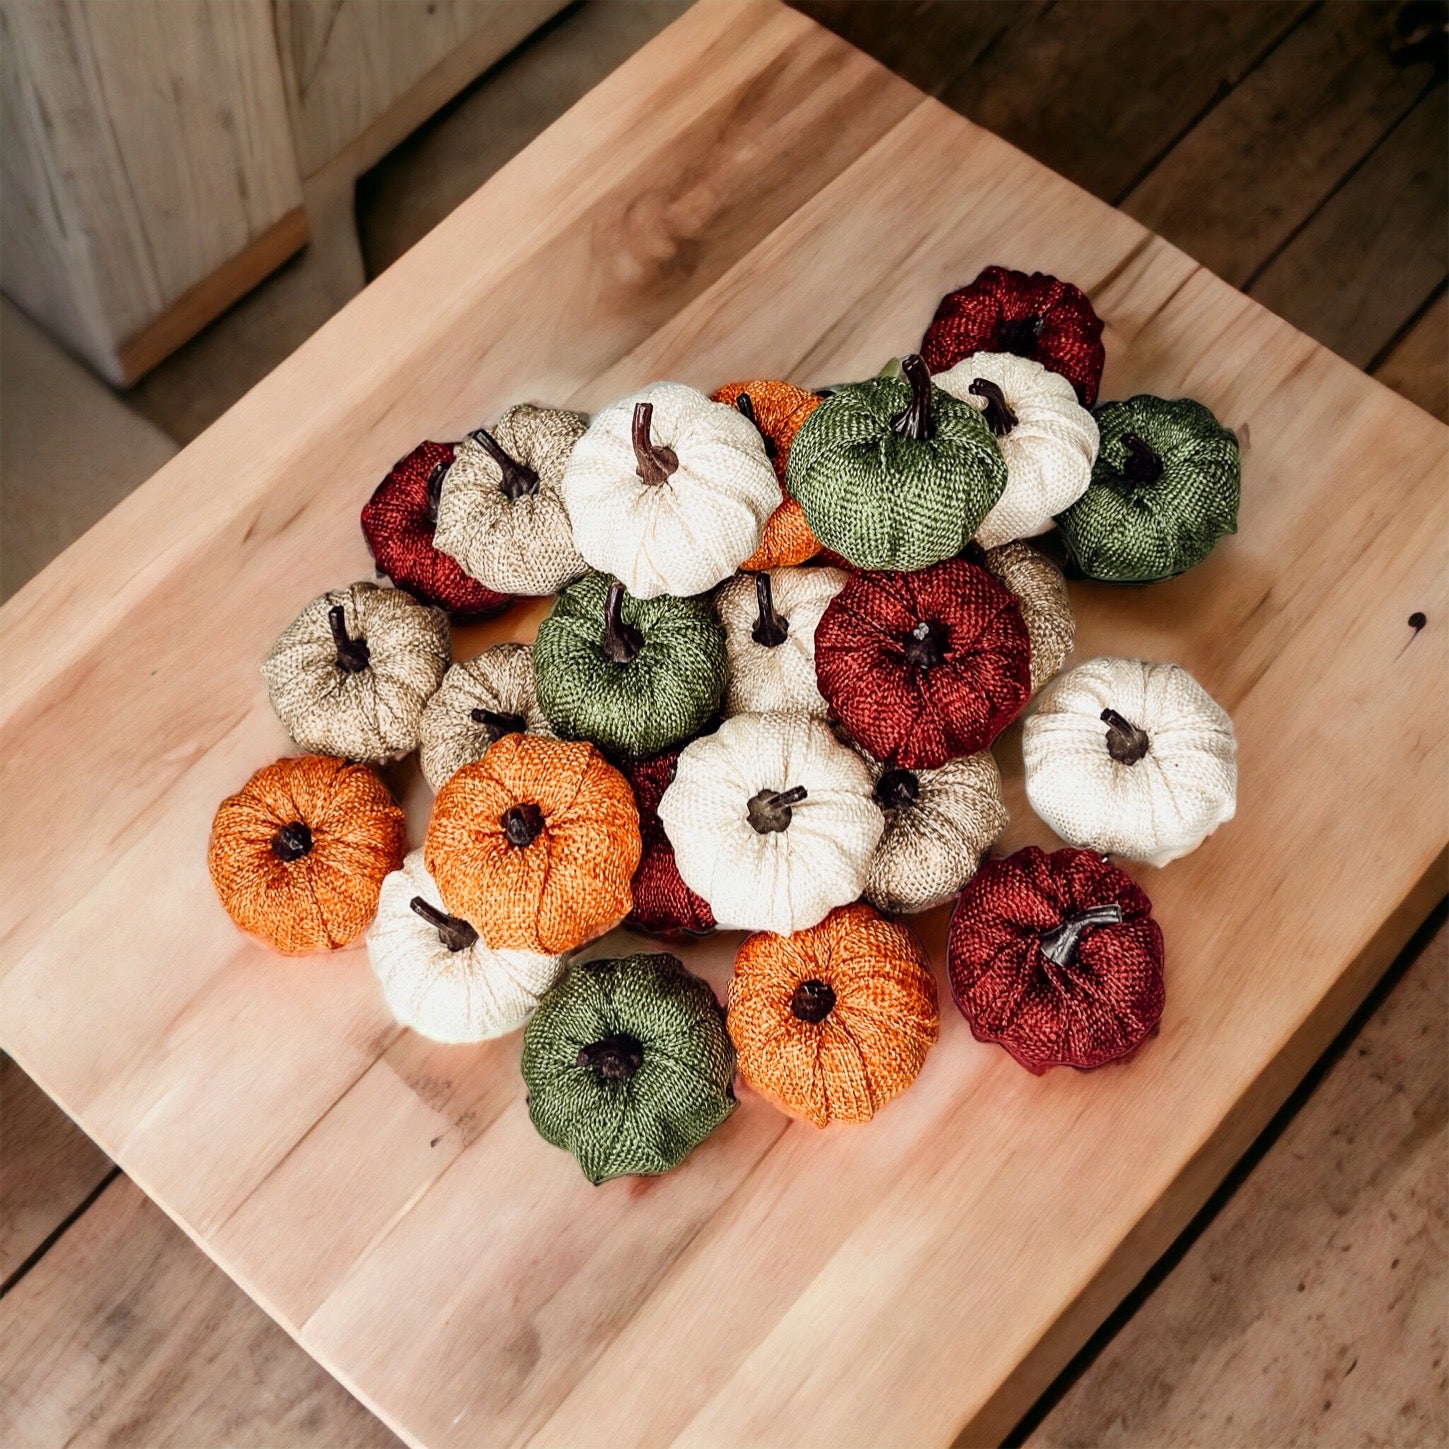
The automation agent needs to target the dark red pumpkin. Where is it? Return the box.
[948,846,1164,1074]
[920,265,1106,406]
[622,749,716,937]
[813,558,1031,769]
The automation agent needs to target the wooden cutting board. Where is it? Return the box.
[2,3,1443,1444]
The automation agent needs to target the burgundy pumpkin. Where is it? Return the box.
[622,749,716,937]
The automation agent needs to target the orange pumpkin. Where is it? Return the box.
[713,379,823,569]
[727,903,939,1126]
[208,754,406,954]
[425,732,641,954]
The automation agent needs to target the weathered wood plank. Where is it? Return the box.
[1373,288,1449,422]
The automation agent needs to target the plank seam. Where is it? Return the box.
[0,1165,122,1299]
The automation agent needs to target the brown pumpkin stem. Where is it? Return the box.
[968,377,1018,437]
[735,392,777,460]
[890,353,935,441]
[601,581,644,665]
[790,979,836,1023]
[751,572,789,648]
[576,1033,644,1083]
[1039,904,1124,968]
[902,618,948,669]
[470,428,539,500]
[1120,432,1164,485]
[409,896,478,952]
[998,313,1044,357]
[424,458,451,521]
[747,785,807,834]
[470,707,526,738]
[874,768,920,811]
[271,821,313,861]
[632,402,679,487]
[1100,708,1150,765]
[327,605,371,674]
[502,802,545,847]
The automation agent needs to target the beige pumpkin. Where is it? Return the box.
[979,540,1075,692]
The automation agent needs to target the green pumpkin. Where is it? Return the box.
[522,952,737,1183]
[533,571,726,759]
[1055,395,1240,584]
[786,354,1005,570]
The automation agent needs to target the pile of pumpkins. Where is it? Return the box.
[209,265,1240,1185]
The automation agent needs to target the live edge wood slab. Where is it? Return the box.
[1,3,1443,1445]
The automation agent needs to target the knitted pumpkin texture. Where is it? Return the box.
[360,439,512,618]
[814,558,1032,770]
[657,711,882,936]
[262,581,450,763]
[418,644,553,793]
[560,382,779,598]
[727,903,939,1127]
[1024,657,1237,867]
[786,354,1006,572]
[622,750,716,937]
[920,265,1107,406]
[934,352,1097,547]
[711,380,823,569]
[716,566,847,718]
[948,846,1164,1074]
[208,754,406,953]
[424,732,640,954]
[433,404,591,596]
[978,541,1075,693]
[522,952,737,1184]
[1055,396,1240,584]
[367,850,564,1042]
[532,572,726,760]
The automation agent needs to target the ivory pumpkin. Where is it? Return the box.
[978,540,1076,692]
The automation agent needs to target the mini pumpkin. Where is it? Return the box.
[532,572,726,760]
[262,581,450,762]
[622,749,716,937]
[559,381,779,598]
[433,404,591,596]
[814,557,1032,769]
[522,952,737,1184]
[716,566,847,718]
[418,644,553,792]
[657,711,882,935]
[711,380,823,569]
[424,732,640,954]
[208,754,406,953]
[1055,396,1240,583]
[727,903,939,1126]
[948,845,1164,1073]
[786,354,1006,571]
[920,265,1107,406]
[367,849,564,1042]
[978,540,1075,692]
[1023,656,1237,866]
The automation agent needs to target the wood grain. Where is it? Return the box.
[1373,289,1449,423]
[0,4,1444,1446]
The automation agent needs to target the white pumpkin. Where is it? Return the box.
[1023,657,1237,866]
[658,711,883,934]
[367,850,565,1042]
[560,381,779,598]
[716,565,847,718]
[935,353,1098,548]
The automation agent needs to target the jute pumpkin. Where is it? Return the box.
[522,952,737,1184]
[934,352,1097,547]
[424,732,640,954]
[716,566,847,718]
[711,380,823,569]
[657,711,882,935]
[367,849,564,1042]
[433,404,591,596]
[360,439,512,617]
[978,540,1075,693]
[727,903,939,1126]
[948,845,1164,1073]
[1023,656,1237,866]
[532,572,726,760]
[814,558,1032,769]
[262,581,450,762]
[418,644,553,792]
[1055,396,1240,583]
[786,354,1006,571]
[622,749,716,937]
[208,754,406,953]
[560,382,778,598]
[920,265,1107,406]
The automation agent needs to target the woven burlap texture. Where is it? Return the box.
[980,540,1076,693]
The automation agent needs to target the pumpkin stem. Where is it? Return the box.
[968,377,1017,437]
[1039,904,1124,968]
[997,313,1044,357]
[735,392,777,461]
[409,896,478,952]
[469,427,540,500]
[577,1033,644,1083]
[790,978,836,1023]
[424,458,451,521]
[601,581,645,665]
[751,572,789,648]
[270,821,313,861]
[890,354,935,441]
[502,802,545,847]
[1100,708,1150,766]
[328,605,371,674]
[747,785,808,834]
[1120,432,1164,485]
[632,402,679,487]
[902,618,948,669]
[874,768,920,811]
[470,707,526,738]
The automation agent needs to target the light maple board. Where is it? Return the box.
[1,4,1444,1445]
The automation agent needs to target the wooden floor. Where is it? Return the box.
[1,2,1444,1444]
